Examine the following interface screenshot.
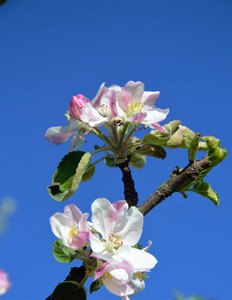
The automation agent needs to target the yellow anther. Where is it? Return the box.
[105,233,123,252]
[126,99,144,117]
[134,272,148,282]
[69,225,78,239]
[64,111,71,122]
[103,272,114,280]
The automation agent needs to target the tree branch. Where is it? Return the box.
[138,156,210,216]
[117,157,139,207]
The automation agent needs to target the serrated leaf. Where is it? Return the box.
[187,179,219,206]
[51,281,87,300]
[129,153,146,169]
[89,279,103,294]
[47,151,91,201]
[52,240,80,264]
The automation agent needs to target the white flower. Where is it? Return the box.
[89,198,157,271]
[50,204,89,250]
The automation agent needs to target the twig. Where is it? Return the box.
[138,156,210,216]
[117,157,139,207]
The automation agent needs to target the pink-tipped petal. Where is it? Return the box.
[80,102,107,127]
[70,231,89,249]
[117,81,144,112]
[45,124,78,144]
[126,111,147,123]
[91,198,119,239]
[92,83,108,108]
[149,122,168,133]
[64,204,83,223]
[141,91,160,107]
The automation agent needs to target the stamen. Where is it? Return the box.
[64,111,71,122]
[103,272,114,280]
[126,99,144,117]
[98,104,111,118]
[69,225,78,239]
[105,233,123,252]
[134,272,148,282]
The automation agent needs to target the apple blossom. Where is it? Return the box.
[89,198,157,270]
[0,270,10,295]
[45,81,169,151]
[50,204,89,250]
[115,81,169,132]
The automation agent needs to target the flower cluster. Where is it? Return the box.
[0,270,11,296]
[45,81,169,152]
[50,198,157,298]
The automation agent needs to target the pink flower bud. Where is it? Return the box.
[69,94,91,119]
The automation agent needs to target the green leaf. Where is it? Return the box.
[188,133,201,162]
[187,179,219,206]
[129,153,146,169]
[142,120,181,146]
[202,136,227,170]
[51,281,87,300]
[89,279,103,294]
[81,164,95,182]
[47,151,91,201]
[104,156,116,168]
[52,240,81,264]
[137,144,166,159]
[165,128,183,148]
[178,136,227,205]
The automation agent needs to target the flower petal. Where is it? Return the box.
[64,204,83,223]
[118,207,143,246]
[69,130,86,152]
[89,231,105,253]
[141,108,169,125]
[149,122,168,133]
[91,198,119,239]
[50,213,73,246]
[45,119,80,144]
[80,102,107,127]
[126,111,147,123]
[70,231,89,249]
[118,246,158,272]
[141,91,160,107]
[118,81,144,111]
[103,278,135,296]
[92,83,108,108]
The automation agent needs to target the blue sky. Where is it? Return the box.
[0,0,231,299]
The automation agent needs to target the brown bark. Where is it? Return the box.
[138,156,210,216]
